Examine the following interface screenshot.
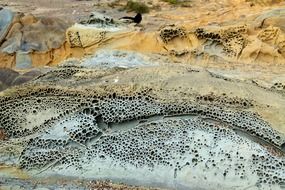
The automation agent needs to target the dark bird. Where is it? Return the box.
[119,13,142,24]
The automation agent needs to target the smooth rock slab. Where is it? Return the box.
[15,51,32,69]
[0,9,14,45]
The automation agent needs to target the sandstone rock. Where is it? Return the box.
[1,1,285,189]
[65,12,285,65]
[253,8,285,29]
[0,10,70,69]
[20,14,37,26]
[66,23,128,48]
[1,3,285,70]
[1,12,68,54]
[20,17,68,52]
[0,52,15,68]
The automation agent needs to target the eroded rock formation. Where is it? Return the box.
[0,64,284,190]
[1,6,285,69]
[0,1,285,189]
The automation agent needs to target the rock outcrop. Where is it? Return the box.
[65,8,285,65]
[0,62,284,190]
[0,8,70,69]
[1,5,285,69]
[0,1,285,189]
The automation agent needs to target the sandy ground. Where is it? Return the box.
[0,0,101,23]
[1,0,284,31]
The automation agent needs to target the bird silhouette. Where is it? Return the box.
[119,13,142,24]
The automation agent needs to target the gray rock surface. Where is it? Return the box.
[0,68,42,91]
[0,64,284,190]
[20,17,68,52]
[253,8,285,30]
[0,8,14,45]
[15,51,32,69]
[80,11,116,26]
[1,12,68,54]
[0,68,19,86]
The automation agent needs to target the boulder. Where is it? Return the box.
[20,17,68,52]
[1,13,69,53]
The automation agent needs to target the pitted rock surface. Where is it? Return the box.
[159,25,188,44]
[80,12,115,26]
[195,25,248,58]
[0,65,284,190]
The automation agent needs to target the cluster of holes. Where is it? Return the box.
[99,94,163,123]
[67,28,107,48]
[0,82,284,184]
[69,125,102,145]
[195,25,247,57]
[19,113,103,169]
[81,13,114,25]
[0,96,86,138]
[36,68,80,81]
[27,138,68,150]
[271,82,285,91]
[80,118,284,188]
[1,89,281,188]
[18,114,285,187]
[20,146,84,169]
[195,28,221,41]
[257,26,280,42]
[195,93,254,108]
[169,49,189,57]
[67,31,83,48]
[159,26,187,43]
[0,88,283,147]
[252,153,285,186]
[20,150,63,169]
